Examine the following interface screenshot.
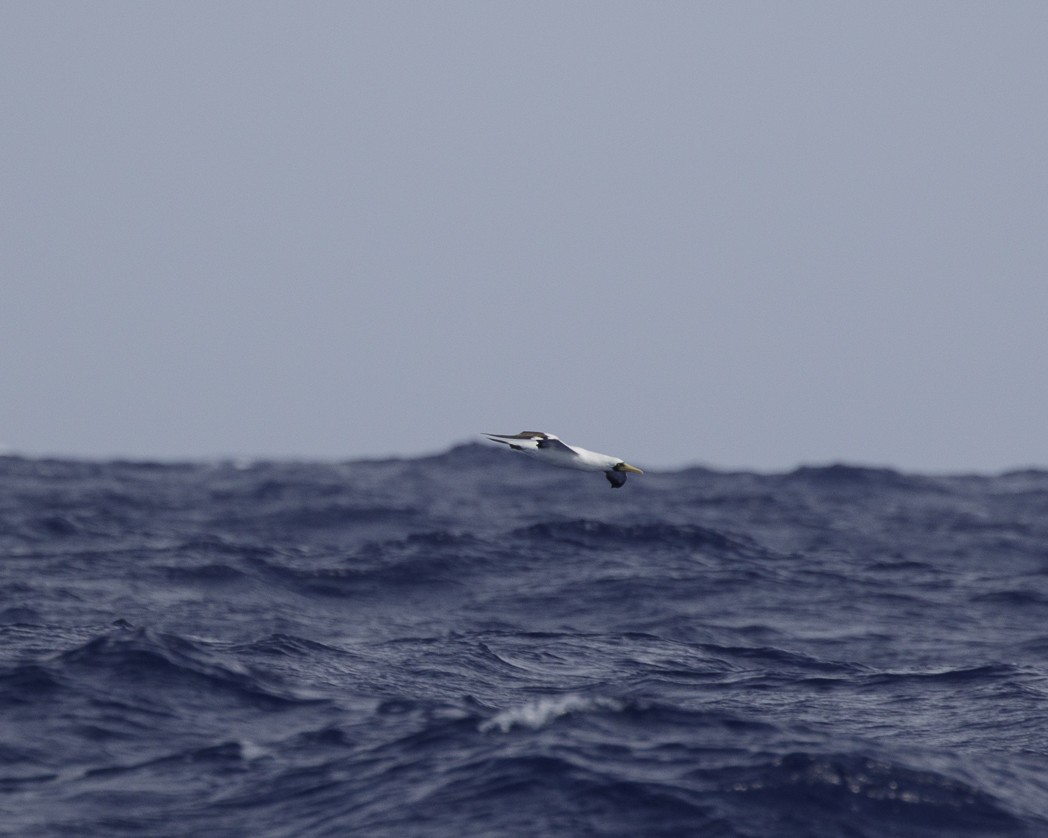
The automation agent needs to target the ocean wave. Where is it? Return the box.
[55,627,317,708]
[725,751,1025,835]
[781,463,938,492]
[247,530,488,597]
[479,694,626,733]
[511,519,767,554]
[861,662,1028,686]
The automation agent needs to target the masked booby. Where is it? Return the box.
[483,432,644,488]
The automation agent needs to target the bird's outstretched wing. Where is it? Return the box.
[484,431,577,456]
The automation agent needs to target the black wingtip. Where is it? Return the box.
[605,470,627,488]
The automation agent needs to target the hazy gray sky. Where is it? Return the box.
[3,2,1046,471]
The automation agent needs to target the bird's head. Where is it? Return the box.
[613,462,644,475]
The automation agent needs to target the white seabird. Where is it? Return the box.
[483,431,644,488]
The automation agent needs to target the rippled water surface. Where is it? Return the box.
[2,447,1048,836]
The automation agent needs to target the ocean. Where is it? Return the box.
[2,445,1047,837]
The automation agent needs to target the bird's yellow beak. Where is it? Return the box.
[620,463,644,474]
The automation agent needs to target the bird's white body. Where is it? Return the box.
[483,432,643,488]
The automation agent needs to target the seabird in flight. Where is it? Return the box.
[483,431,644,488]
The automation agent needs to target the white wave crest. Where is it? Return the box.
[479,694,623,734]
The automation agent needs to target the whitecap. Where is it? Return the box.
[479,694,623,734]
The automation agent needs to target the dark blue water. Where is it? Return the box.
[3,445,1048,837]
